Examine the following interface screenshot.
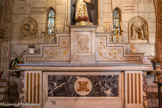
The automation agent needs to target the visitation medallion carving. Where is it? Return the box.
[129,16,148,43]
[20,17,38,44]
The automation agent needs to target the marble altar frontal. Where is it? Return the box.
[48,74,119,97]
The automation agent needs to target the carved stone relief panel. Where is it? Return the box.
[77,35,91,54]
[70,26,96,63]
[20,17,38,44]
[129,16,148,43]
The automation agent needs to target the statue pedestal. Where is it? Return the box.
[70,25,97,63]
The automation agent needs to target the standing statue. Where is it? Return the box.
[72,0,94,25]
[75,0,89,21]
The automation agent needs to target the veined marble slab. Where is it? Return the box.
[43,72,121,100]
[48,75,118,97]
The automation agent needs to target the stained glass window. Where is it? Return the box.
[47,9,55,36]
[113,8,121,35]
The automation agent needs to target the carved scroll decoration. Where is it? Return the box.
[97,38,123,60]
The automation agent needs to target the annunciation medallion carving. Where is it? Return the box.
[20,17,38,44]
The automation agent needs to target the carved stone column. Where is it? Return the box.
[2,0,13,71]
[156,0,162,68]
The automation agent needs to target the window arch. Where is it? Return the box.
[47,8,55,36]
[113,8,121,36]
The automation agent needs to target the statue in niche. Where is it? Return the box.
[71,0,97,25]
[20,18,38,44]
[129,16,148,42]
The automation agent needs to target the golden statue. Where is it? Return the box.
[75,0,93,24]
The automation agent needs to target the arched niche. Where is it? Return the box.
[20,17,38,44]
[129,16,149,43]
[46,7,55,36]
[113,7,122,36]
[70,0,98,25]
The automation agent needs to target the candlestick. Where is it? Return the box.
[120,21,123,31]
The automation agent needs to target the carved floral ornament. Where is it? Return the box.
[97,38,123,60]
[129,16,148,43]
[20,17,38,44]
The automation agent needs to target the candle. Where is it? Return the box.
[105,23,108,32]
[43,25,45,32]
[120,21,123,31]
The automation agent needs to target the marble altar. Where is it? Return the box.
[17,26,152,108]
